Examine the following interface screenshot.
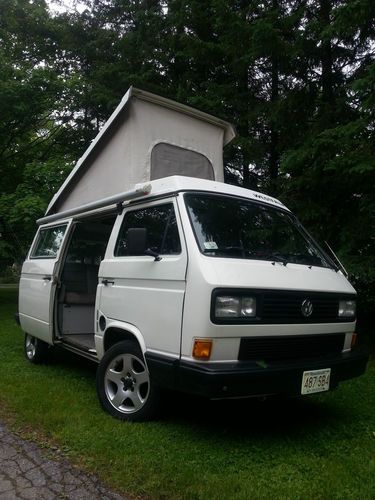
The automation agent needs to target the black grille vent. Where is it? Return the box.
[238,334,345,362]
[261,291,341,324]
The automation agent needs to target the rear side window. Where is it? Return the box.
[31,224,68,258]
[115,203,181,257]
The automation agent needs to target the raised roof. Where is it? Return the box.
[46,87,236,216]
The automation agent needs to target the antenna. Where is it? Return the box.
[324,241,348,277]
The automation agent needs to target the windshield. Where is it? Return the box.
[184,193,332,268]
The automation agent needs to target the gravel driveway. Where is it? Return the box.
[0,421,126,499]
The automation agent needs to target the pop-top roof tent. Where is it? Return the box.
[45,87,236,217]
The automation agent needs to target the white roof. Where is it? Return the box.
[134,176,289,211]
[46,87,236,216]
[37,176,288,226]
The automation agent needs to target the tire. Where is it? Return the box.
[96,340,160,422]
[24,334,50,364]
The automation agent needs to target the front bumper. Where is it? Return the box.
[145,349,369,399]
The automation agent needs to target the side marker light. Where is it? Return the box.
[351,333,358,348]
[193,339,213,360]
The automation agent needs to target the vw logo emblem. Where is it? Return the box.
[301,299,313,317]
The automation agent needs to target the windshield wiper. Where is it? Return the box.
[259,252,288,266]
[271,255,288,266]
[286,253,324,268]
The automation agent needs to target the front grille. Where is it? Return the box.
[261,291,342,324]
[238,333,345,361]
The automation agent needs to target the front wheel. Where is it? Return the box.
[96,340,160,421]
[24,334,50,364]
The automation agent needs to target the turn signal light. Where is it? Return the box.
[351,333,358,348]
[193,339,213,360]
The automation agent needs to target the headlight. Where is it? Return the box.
[215,295,256,318]
[338,300,356,318]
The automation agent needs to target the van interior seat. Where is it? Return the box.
[62,262,99,305]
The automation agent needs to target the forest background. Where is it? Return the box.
[0,0,373,338]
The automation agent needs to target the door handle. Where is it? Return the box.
[102,279,115,286]
[42,275,51,281]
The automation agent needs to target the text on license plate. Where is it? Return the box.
[301,368,331,395]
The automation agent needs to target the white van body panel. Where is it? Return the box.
[97,197,188,358]
[18,220,72,344]
[174,194,356,360]
[98,271,186,356]
[201,257,355,293]
[180,259,357,360]
[19,259,58,344]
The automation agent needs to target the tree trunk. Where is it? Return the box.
[269,0,280,195]
[239,0,252,189]
[319,0,334,107]
[242,150,250,188]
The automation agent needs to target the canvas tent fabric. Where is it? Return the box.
[46,87,236,216]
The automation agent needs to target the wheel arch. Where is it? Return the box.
[101,321,146,356]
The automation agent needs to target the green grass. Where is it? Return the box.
[0,287,374,499]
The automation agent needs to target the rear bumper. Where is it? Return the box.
[145,349,369,399]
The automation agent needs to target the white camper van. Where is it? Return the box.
[17,87,368,421]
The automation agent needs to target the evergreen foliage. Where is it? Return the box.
[0,0,373,330]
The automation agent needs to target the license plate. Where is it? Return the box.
[301,368,331,395]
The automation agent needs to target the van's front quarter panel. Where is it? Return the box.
[175,253,367,399]
[181,256,356,359]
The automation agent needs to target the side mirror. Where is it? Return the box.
[126,228,147,255]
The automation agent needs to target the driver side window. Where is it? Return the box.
[115,203,181,257]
